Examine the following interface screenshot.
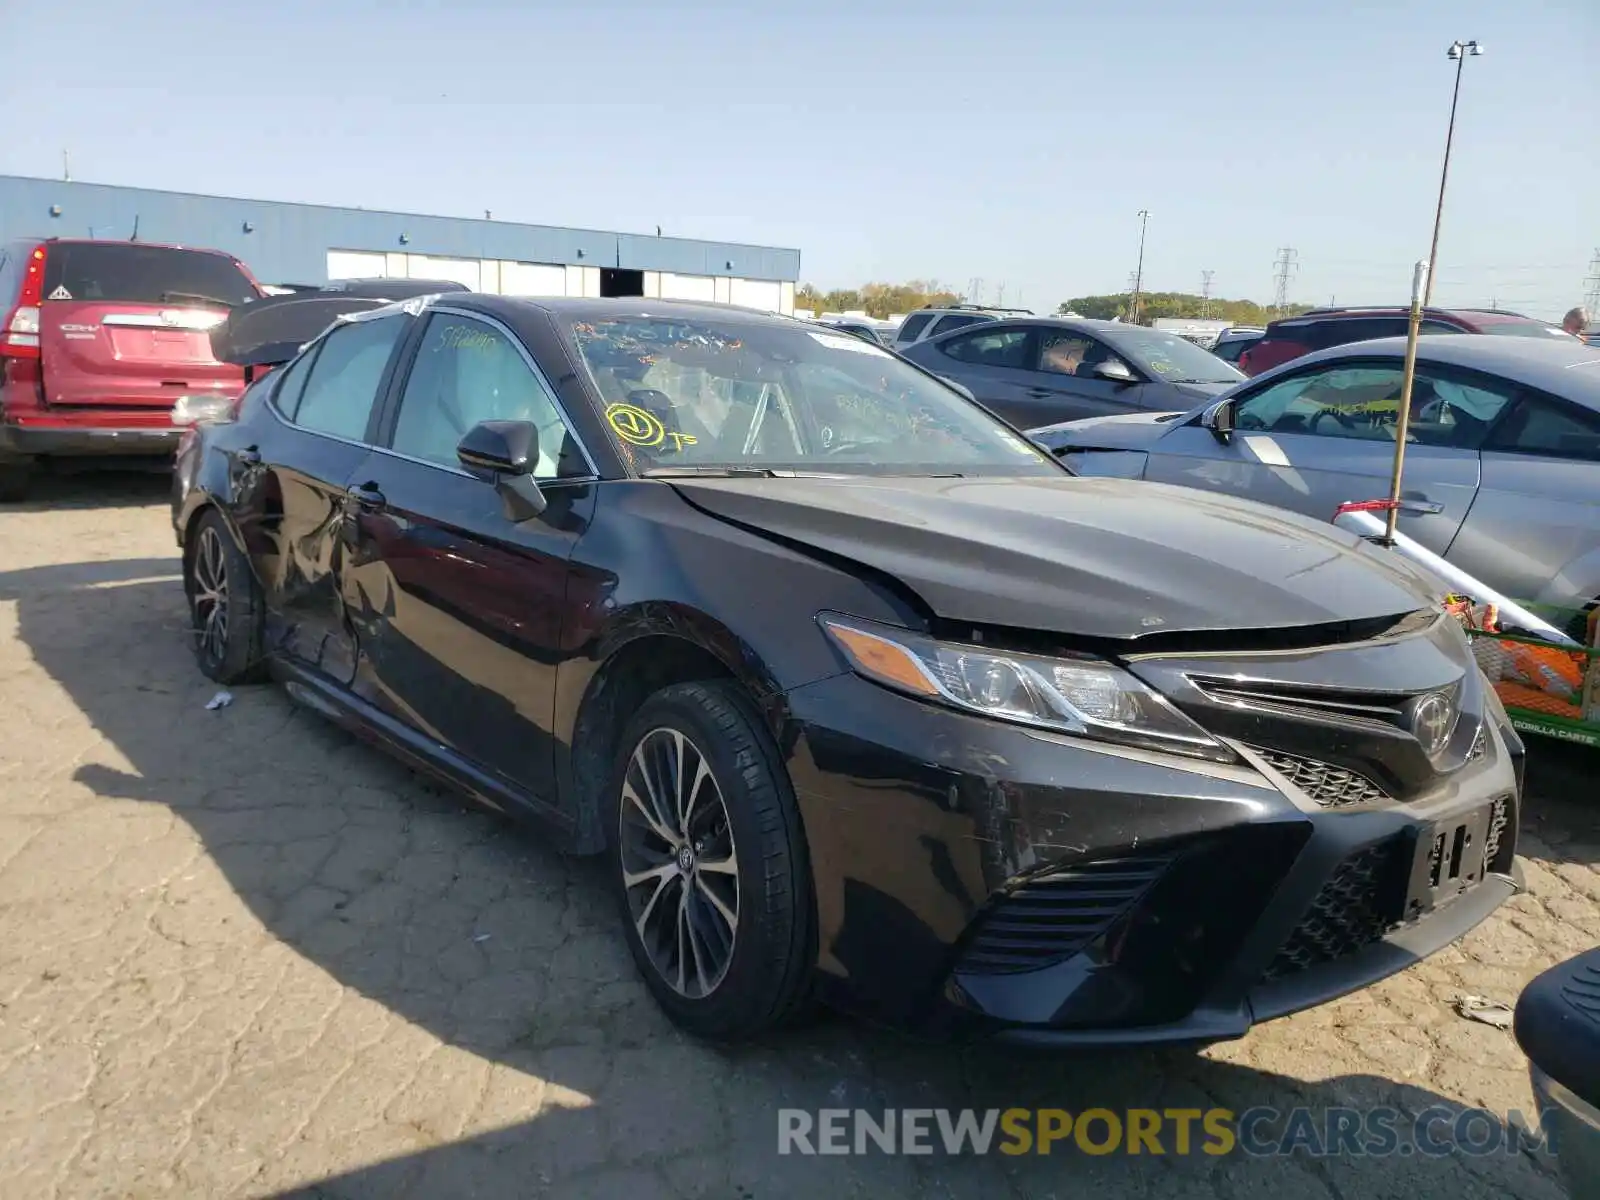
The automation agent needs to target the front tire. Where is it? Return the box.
[607,680,814,1041]
[183,510,267,684]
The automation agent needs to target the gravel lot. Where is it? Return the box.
[0,472,1593,1199]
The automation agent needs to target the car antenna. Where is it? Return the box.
[129,214,140,242]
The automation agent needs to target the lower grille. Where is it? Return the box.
[1253,747,1394,809]
[957,855,1170,975]
[1263,839,1404,980]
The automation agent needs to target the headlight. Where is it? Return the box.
[819,614,1232,762]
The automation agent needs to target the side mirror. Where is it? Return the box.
[1092,359,1137,386]
[940,377,977,403]
[456,419,547,521]
[1203,401,1235,444]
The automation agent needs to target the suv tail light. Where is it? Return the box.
[1,244,48,358]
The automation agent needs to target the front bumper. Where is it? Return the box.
[781,670,1522,1046]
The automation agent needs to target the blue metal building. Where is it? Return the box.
[0,175,801,314]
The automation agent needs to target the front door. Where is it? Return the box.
[231,310,412,682]
[1142,359,1516,555]
[342,308,597,806]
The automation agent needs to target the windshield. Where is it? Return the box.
[1100,327,1247,384]
[566,316,1063,477]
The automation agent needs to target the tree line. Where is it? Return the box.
[794,281,1311,325]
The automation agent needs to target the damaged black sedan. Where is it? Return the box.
[172,292,1524,1046]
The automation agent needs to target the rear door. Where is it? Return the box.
[1143,358,1515,554]
[1448,393,1600,606]
[231,310,413,683]
[37,242,260,409]
[915,325,1037,421]
[1004,328,1156,427]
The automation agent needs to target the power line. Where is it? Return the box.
[1271,248,1299,318]
[1200,270,1214,319]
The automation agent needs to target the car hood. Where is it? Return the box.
[670,475,1435,641]
[1028,409,1190,449]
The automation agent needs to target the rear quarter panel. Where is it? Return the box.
[1450,452,1600,607]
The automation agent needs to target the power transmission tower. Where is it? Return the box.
[1584,249,1600,315]
[995,283,1007,308]
[968,277,983,304]
[1200,270,1214,319]
[1271,248,1299,318]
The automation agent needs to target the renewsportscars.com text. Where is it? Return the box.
[777,1106,1554,1158]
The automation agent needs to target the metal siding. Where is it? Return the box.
[0,176,800,284]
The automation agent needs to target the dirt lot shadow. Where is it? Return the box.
[5,465,171,513]
[0,555,1579,1199]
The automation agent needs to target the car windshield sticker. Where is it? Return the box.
[48,285,72,300]
[607,402,667,447]
[809,330,889,356]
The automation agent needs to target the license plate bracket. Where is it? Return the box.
[1402,803,1491,921]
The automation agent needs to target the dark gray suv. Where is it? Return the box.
[900,317,1245,428]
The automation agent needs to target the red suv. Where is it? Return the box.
[0,238,262,500]
[1238,306,1578,376]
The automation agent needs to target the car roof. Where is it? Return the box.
[1287,334,1600,409]
[440,293,812,327]
[19,237,240,258]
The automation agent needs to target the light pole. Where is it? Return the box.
[1130,209,1150,324]
[1423,39,1483,307]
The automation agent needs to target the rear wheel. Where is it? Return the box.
[0,462,32,503]
[607,680,814,1041]
[183,510,267,684]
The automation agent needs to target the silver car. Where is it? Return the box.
[1029,335,1600,612]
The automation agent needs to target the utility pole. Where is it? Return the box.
[1584,249,1600,315]
[62,150,71,183]
[1125,273,1139,320]
[1425,40,1485,306]
[1271,248,1299,319]
[1130,210,1150,325]
[1200,270,1214,319]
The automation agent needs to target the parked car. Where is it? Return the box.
[0,237,264,500]
[1514,945,1600,1196]
[1211,326,1264,366]
[173,293,1523,1045]
[900,316,1245,428]
[819,318,893,346]
[890,303,1033,350]
[1239,306,1577,376]
[1030,334,1600,615]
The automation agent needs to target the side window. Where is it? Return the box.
[927,314,989,338]
[270,349,318,419]
[292,316,407,441]
[1485,397,1600,462]
[896,313,933,341]
[1421,320,1465,334]
[1036,331,1118,377]
[940,328,1030,367]
[391,313,580,478]
[1234,365,1512,448]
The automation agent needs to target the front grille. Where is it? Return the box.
[1263,839,1404,980]
[956,855,1169,975]
[1253,747,1394,808]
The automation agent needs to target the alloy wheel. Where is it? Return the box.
[192,525,230,665]
[618,727,740,999]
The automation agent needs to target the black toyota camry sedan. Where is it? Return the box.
[171,291,1524,1046]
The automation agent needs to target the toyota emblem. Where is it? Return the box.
[1412,691,1458,757]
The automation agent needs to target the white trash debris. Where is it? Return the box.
[205,691,234,711]
[1454,993,1514,1029]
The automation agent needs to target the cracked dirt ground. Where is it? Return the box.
[0,473,1594,1200]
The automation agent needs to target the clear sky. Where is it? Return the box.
[2,0,1595,317]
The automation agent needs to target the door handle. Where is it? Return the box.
[1027,387,1054,398]
[1398,498,1444,515]
[345,484,386,512]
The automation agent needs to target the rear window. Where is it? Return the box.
[895,313,934,341]
[42,243,258,308]
[1476,319,1576,339]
